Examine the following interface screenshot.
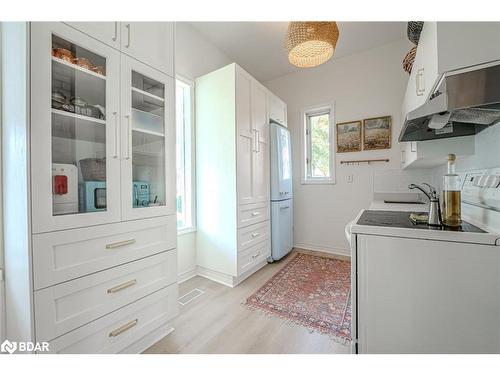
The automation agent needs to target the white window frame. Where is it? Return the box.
[301,103,336,185]
[176,75,196,235]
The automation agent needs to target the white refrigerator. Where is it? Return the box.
[269,122,293,261]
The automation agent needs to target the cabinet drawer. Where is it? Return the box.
[43,284,178,354]
[238,202,270,228]
[238,240,271,275]
[35,250,176,342]
[33,216,176,290]
[238,220,270,252]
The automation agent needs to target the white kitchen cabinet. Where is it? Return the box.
[121,22,174,76]
[400,136,475,169]
[31,22,122,233]
[4,22,178,353]
[196,63,271,286]
[120,54,176,221]
[268,91,287,127]
[64,22,120,50]
[403,22,500,116]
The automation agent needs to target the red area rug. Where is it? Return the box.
[245,252,351,341]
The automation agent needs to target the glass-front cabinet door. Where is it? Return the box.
[120,55,175,220]
[31,22,121,233]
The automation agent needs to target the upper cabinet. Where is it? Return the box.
[65,22,174,76]
[31,22,122,233]
[120,55,176,221]
[235,67,270,206]
[30,22,175,233]
[268,91,287,127]
[121,22,174,77]
[64,22,121,50]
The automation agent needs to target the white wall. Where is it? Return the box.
[175,22,231,278]
[431,124,500,186]
[265,39,412,255]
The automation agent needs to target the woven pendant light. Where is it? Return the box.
[285,22,339,68]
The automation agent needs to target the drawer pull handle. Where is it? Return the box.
[107,279,137,294]
[109,319,138,337]
[105,239,136,249]
[251,233,260,238]
[251,212,260,217]
[252,251,261,260]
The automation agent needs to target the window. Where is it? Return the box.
[302,105,335,184]
[176,78,195,232]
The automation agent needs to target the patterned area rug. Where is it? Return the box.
[245,253,351,340]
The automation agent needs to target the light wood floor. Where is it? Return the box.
[144,249,352,354]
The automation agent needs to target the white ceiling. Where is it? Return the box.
[190,22,407,82]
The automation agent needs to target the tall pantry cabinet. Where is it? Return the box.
[3,22,178,353]
[196,64,271,287]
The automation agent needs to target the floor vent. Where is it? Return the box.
[178,288,205,306]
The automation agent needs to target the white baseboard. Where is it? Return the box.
[193,260,268,288]
[196,266,234,287]
[294,242,351,257]
[177,267,197,283]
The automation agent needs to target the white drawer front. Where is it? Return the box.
[238,202,270,228]
[238,220,270,252]
[44,284,178,354]
[33,216,176,290]
[35,250,177,342]
[238,239,271,274]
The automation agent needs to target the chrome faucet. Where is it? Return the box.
[408,183,442,226]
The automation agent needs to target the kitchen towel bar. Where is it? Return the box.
[340,158,390,165]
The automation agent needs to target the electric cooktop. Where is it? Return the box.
[357,210,486,233]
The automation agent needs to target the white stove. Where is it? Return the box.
[347,167,500,354]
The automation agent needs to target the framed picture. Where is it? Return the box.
[336,120,362,153]
[363,116,392,150]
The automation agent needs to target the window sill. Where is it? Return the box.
[177,227,197,236]
[301,179,336,185]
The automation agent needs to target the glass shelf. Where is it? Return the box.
[52,56,106,80]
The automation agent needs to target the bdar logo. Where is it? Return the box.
[1,340,17,354]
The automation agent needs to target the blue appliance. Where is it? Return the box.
[269,122,293,262]
[80,181,107,212]
[133,181,150,207]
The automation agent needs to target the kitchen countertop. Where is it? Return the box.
[350,209,500,246]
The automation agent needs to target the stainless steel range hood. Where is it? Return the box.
[399,61,500,142]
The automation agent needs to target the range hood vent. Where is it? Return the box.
[399,61,500,142]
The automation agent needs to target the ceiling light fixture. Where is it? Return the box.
[285,22,339,68]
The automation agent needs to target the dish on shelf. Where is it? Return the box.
[52,48,74,62]
[72,57,93,71]
[92,65,106,76]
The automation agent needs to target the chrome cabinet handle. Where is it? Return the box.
[125,24,131,48]
[252,129,258,152]
[105,239,136,249]
[113,111,118,159]
[252,251,261,260]
[416,68,425,96]
[251,232,260,238]
[251,211,260,217]
[109,319,138,337]
[125,114,131,160]
[112,22,118,42]
[107,279,137,294]
[256,130,260,153]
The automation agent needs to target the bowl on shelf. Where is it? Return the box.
[52,48,74,62]
[72,57,93,71]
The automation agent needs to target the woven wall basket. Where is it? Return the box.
[403,46,417,74]
[407,21,424,45]
[285,22,339,68]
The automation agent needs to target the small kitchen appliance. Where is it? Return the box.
[133,181,150,207]
[52,163,78,215]
[80,181,107,212]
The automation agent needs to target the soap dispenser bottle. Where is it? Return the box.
[442,154,462,227]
